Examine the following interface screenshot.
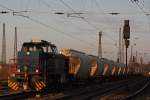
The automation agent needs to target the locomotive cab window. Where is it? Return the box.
[21,40,58,54]
[51,46,58,54]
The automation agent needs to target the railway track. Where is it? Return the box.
[55,76,149,100]
[92,76,149,100]
[0,90,37,100]
[0,76,148,100]
[26,80,128,100]
[0,78,9,93]
[55,80,127,100]
[121,80,150,100]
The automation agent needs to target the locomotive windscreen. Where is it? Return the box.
[21,40,58,54]
[17,51,40,72]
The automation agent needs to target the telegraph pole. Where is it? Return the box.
[118,28,122,62]
[129,45,133,64]
[122,34,124,63]
[14,27,17,64]
[2,23,6,66]
[135,51,138,63]
[98,32,102,59]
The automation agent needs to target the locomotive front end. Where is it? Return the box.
[16,50,45,91]
[8,40,52,91]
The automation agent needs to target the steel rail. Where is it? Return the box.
[56,80,127,100]
[0,90,37,100]
[121,81,150,100]
[56,76,147,100]
[80,84,126,100]
[94,77,148,100]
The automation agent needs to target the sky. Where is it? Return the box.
[0,0,150,63]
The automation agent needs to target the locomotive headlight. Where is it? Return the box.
[35,69,39,73]
[17,69,20,73]
[26,51,30,55]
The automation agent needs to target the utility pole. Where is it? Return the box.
[98,32,102,59]
[118,28,122,62]
[2,23,6,66]
[14,27,17,64]
[140,55,143,72]
[129,45,133,63]
[135,51,138,63]
[122,33,124,63]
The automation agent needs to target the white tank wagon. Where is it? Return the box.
[117,63,125,75]
[111,62,119,76]
[60,49,91,79]
[100,58,114,77]
[88,55,103,77]
[120,64,126,75]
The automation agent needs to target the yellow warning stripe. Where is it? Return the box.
[38,81,43,90]
[35,82,40,89]
[34,81,46,91]
[8,80,19,90]
[12,84,18,90]
[35,81,42,90]
[40,81,46,87]
[8,80,12,84]
[9,82,16,88]
[8,81,14,87]
[14,86,19,90]
[37,81,43,88]
[12,83,18,90]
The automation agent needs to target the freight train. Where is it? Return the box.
[8,40,130,91]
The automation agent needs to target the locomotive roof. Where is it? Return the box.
[22,40,56,47]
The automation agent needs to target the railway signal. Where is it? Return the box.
[123,20,130,87]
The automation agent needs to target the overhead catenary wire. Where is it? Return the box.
[35,1,104,47]
[58,0,117,47]
[129,0,150,31]
[92,0,117,42]
[39,0,112,45]
[39,0,87,31]
[0,3,99,49]
[38,0,56,12]
[59,0,100,31]
[33,0,118,47]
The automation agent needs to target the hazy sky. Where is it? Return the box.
[0,0,150,63]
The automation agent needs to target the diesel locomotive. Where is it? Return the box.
[8,40,129,91]
[8,40,69,91]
